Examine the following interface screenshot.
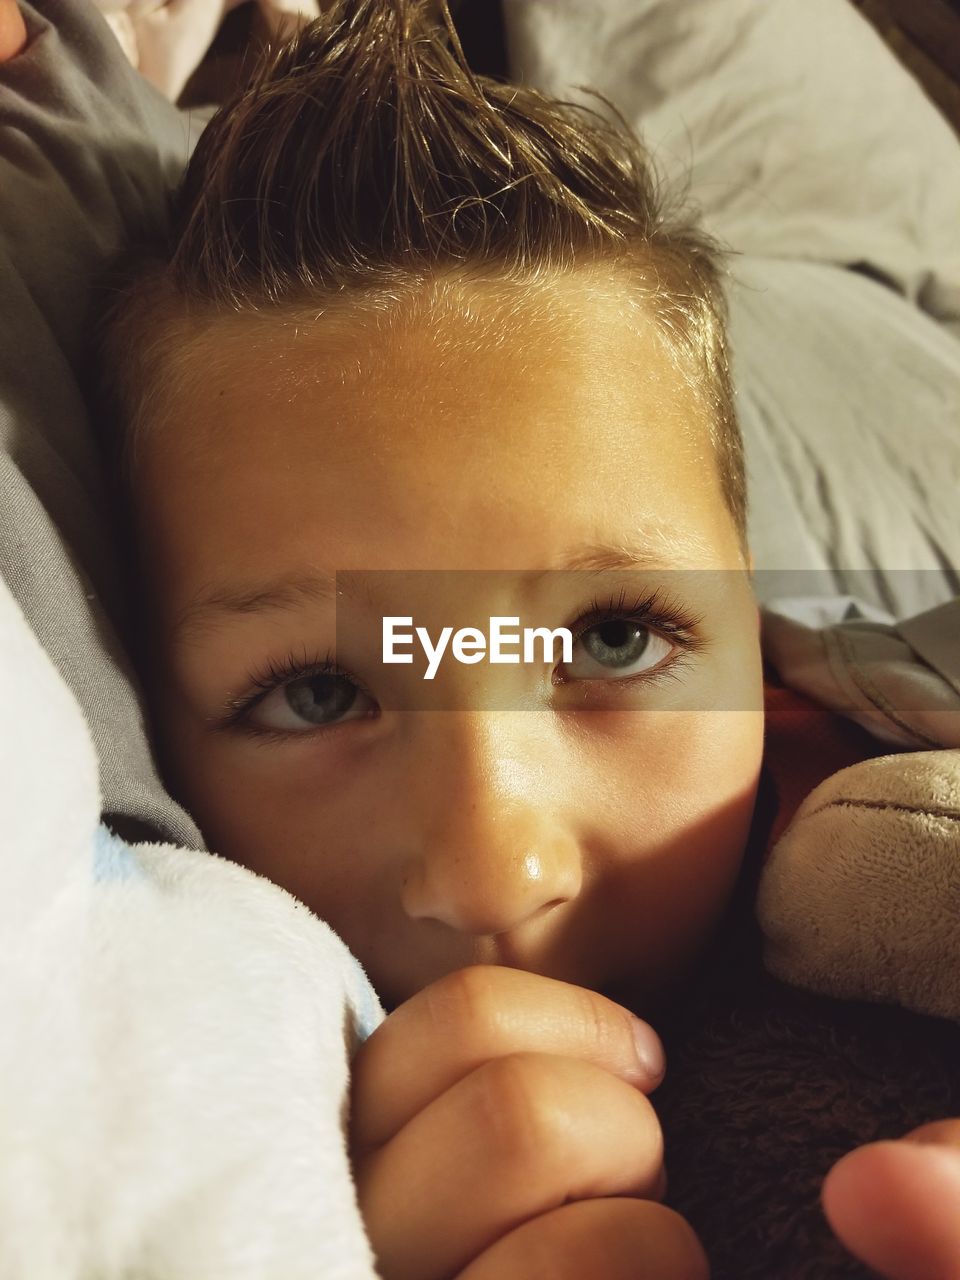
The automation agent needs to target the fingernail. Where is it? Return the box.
[631,1015,666,1084]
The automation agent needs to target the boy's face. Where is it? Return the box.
[136,273,764,1011]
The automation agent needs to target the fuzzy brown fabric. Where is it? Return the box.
[640,770,960,1279]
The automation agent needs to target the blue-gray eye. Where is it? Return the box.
[250,673,375,732]
[564,620,672,680]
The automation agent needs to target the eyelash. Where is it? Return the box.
[217,588,706,739]
[217,647,346,736]
[568,587,703,651]
[558,587,706,689]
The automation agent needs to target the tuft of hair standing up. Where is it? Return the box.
[100,0,746,537]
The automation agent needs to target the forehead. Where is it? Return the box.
[135,271,739,595]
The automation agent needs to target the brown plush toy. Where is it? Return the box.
[757,747,960,1022]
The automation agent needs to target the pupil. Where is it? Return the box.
[585,621,649,667]
[287,674,357,723]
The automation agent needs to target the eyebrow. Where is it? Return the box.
[172,531,710,642]
[545,535,711,575]
[172,569,342,642]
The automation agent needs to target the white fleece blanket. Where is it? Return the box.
[0,574,384,1280]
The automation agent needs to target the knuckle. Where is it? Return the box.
[424,965,507,1050]
[460,1056,665,1210]
[470,1052,570,1171]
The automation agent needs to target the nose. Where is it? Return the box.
[399,714,584,937]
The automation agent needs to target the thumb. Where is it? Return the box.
[822,1122,960,1280]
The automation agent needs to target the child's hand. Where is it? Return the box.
[349,965,707,1280]
[823,1119,960,1279]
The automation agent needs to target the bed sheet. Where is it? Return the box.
[503,0,960,616]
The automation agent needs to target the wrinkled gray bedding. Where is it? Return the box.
[505,0,960,617]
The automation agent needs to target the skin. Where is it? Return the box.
[0,0,24,61]
[347,965,695,1280]
[823,1120,960,1280]
[135,271,765,1013]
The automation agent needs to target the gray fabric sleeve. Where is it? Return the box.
[761,598,960,749]
[0,0,205,845]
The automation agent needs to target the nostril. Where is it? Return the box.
[0,1,27,62]
[538,897,571,916]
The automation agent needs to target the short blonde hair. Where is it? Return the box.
[101,0,746,541]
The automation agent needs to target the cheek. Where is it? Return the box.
[157,713,395,940]
[586,707,763,834]
[645,709,763,860]
[592,710,764,955]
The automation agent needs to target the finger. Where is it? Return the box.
[454,1198,708,1280]
[357,1051,664,1280]
[350,964,665,1153]
[822,1139,960,1280]
[0,0,26,62]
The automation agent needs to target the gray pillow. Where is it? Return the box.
[0,0,202,845]
[505,0,960,617]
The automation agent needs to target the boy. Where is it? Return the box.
[105,0,761,1012]
[52,0,960,1274]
